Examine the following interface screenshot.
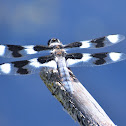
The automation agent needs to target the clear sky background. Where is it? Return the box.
[0,0,126,126]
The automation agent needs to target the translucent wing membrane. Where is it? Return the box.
[0,55,56,75]
[66,52,126,67]
[0,44,52,58]
[64,34,125,49]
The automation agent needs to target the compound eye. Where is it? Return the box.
[52,39,57,42]
[47,38,60,46]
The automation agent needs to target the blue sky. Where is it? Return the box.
[0,0,126,126]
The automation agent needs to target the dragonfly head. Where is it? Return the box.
[48,38,61,46]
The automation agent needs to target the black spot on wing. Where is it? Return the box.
[7,45,24,57]
[91,37,105,48]
[12,60,30,74]
[64,42,82,48]
[91,53,108,59]
[91,53,108,65]
[65,53,83,60]
[94,59,106,65]
[17,68,29,74]
[12,60,29,67]
[37,55,55,64]
[33,45,52,51]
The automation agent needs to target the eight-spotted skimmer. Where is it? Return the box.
[0,34,125,93]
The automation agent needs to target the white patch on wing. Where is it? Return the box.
[80,41,91,48]
[29,58,57,68]
[0,45,5,56]
[41,60,57,68]
[67,53,91,66]
[23,45,37,54]
[82,53,92,61]
[109,52,122,61]
[107,34,125,43]
[0,63,11,74]
[29,58,42,68]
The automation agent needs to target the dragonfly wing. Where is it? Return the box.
[0,44,52,58]
[0,55,56,75]
[64,34,125,49]
[66,52,126,67]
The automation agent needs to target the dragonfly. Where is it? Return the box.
[0,34,126,93]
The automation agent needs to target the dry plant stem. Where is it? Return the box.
[40,67,116,126]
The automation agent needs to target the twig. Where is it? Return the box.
[40,67,116,126]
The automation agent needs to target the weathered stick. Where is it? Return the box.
[40,67,116,126]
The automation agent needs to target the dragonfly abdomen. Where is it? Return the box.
[57,57,73,93]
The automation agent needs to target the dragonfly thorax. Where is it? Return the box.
[51,45,66,58]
